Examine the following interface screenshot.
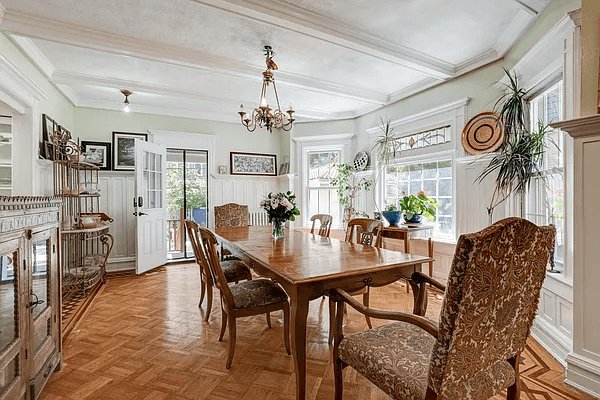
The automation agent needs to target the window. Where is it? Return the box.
[526,81,564,269]
[307,151,341,225]
[385,160,453,238]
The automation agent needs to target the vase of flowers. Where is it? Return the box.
[397,191,438,224]
[260,191,300,239]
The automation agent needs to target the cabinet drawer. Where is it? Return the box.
[29,349,61,400]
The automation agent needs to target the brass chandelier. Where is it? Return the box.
[239,46,295,133]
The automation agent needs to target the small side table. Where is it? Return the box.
[381,224,435,277]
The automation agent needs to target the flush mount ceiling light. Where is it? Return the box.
[238,45,295,133]
[121,89,133,112]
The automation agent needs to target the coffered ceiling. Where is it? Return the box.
[0,0,547,123]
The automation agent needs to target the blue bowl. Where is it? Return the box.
[381,210,401,226]
[403,213,423,224]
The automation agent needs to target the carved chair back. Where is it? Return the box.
[310,214,333,238]
[184,220,210,280]
[214,203,249,228]
[345,218,383,248]
[198,227,235,308]
[428,217,555,398]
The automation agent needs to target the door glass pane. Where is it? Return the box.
[0,250,18,351]
[31,240,50,320]
[33,319,51,354]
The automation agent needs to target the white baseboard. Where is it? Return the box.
[530,317,572,367]
[566,352,600,398]
[107,257,135,272]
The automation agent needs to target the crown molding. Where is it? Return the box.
[455,49,499,76]
[191,0,454,79]
[292,132,354,143]
[494,8,536,57]
[55,84,80,106]
[1,10,388,105]
[513,0,547,15]
[9,35,54,78]
[0,2,5,24]
[387,77,441,104]
[367,97,470,136]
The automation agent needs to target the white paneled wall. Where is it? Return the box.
[99,172,136,271]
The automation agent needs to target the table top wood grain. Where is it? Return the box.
[215,226,433,285]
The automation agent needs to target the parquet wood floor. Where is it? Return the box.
[42,263,594,400]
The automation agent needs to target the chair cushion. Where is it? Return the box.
[229,279,288,309]
[221,260,251,283]
[339,321,516,400]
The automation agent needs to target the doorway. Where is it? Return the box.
[166,149,208,260]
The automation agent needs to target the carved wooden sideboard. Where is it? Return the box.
[0,196,62,400]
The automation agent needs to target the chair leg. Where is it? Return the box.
[225,315,237,369]
[219,308,227,341]
[328,298,335,344]
[282,303,291,355]
[333,299,346,400]
[362,289,372,329]
[199,279,206,308]
[266,312,272,328]
[204,281,213,322]
[507,353,521,400]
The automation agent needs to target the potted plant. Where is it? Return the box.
[476,68,552,223]
[397,191,438,224]
[381,204,401,226]
[331,163,373,228]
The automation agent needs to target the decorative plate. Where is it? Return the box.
[461,111,504,155]
[353,150,369,171]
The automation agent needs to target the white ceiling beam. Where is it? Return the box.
[513,0,547,16]
[2,10,388,105]
[191,0,454,79]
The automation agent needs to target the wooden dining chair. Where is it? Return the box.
[185,220,252,322]
[214,203,249,260]
[198,226,291,369]
[327,217,384,343]
[330,217,556,400]
[310,213,333,238]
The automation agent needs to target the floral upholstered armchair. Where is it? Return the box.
[330,217,555,400]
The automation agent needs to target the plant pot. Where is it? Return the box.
[403,213,423,224]
[381,210,401,226]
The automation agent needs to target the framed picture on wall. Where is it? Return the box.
[230,152,277,176]
[279,162,289,175]
[42,114,54,142]
[112,132,148,171]
[81,141,112,170]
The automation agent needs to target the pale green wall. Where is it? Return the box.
[291,0,581,156]
[73,108,282,166]
[0,33,74,129]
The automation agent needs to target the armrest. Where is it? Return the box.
[330,288,438,338]
[410,271,446,292]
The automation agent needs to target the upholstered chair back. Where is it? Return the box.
[214,203,249,228]
[345,218,383,248]
[428,217,555,398]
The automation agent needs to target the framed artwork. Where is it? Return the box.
[44,142,54,161]
[81,141,112,170]
[42,114,54,142]
[230,152,277,176]
[112,132,148,171]
[279,162,289,175]
[218,165,227,174]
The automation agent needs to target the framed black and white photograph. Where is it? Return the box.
[81,140,112,170]
[230,152,277,176]
[112,132,148,171]
[42,114,54,142]
[279,162,289,175]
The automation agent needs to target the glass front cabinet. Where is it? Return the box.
[0,197,61,400]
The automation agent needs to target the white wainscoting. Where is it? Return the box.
[99,171,136,271]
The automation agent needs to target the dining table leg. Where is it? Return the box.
[289,285,310,400]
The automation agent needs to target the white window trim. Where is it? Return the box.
[293,133,353,228]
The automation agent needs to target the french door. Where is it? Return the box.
[166,149,209,260]
[134,141,168,274]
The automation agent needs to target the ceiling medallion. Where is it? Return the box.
[238,46,295,133]
[121,89,133,113]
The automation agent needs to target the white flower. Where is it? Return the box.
[260,200,266,207]
[271,198,279,207]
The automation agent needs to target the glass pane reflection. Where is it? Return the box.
[31,241,50,320]
[0,251,18,352]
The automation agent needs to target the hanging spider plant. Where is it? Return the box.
[476,68,551,223]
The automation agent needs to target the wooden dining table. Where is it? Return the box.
[214,225,433,400]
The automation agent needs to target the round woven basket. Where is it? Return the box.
[461,112,504,155]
